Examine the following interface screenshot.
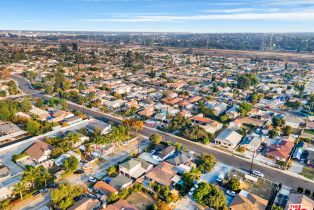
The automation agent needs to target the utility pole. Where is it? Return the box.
[250,149,256,174]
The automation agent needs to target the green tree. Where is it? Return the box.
[269,129,278,138]
[239,102,252,116]
[35,97,44,108]
[198,154,216,172]
[45,84,54,95]
[193,182,227,209]
[272,117,285,128]
[0,90,7,97]
[64,156,79,173]
[20,98,32,112]
[108,165,117,177]
[51,184,84,210]
[250,92,259,104]
[227,178,240,191]
[237,74,259,90]
[26,120,41,135]
[14,182,26,201]
[282,125,292,136]
[0,107,11,121]
[237,76,251,90]
[272,205,284,210]
[149,134,162,145]
[60,99,68,110]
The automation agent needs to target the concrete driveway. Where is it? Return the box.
[200,162,232,184]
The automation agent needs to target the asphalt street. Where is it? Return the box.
[11,75,314,192]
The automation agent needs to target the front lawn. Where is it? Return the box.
[301,167,314,180]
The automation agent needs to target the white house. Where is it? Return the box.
[214,128,243,150]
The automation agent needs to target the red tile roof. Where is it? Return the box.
[266,140,294,160]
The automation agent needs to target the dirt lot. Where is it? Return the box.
[229,170,274,200]
[126,191,155,210]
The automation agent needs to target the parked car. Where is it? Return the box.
[47,183,59,188]
[74,169,85,174]
[252,170,264,177]
[88,177,97,183]
[226,190,236,196]
[216,173,225,182]
[32,191,40,196]
[39,188,48,193]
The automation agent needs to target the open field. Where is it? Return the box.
[2,37,314,63]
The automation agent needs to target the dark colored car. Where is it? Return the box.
[47,183,59,188]
[74,169,85,174]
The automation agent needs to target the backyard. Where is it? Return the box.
[126,191,155,209]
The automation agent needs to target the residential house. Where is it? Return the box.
[230,190,268,210]
[305,120,314,130]
[284,115,303,129]
[119,158,153,179]
[68,197,101,210]
[138,106,155,118]
[63,116,83,125]
[266,139,294,161]
[178,100,193,109]
[285,193,314,210]
[240,135,265,152]
[87,120,112,135]
[29,107,50,121]
[165,151,192,166]
[231,117,265,128]
[145,162,176,187]
[125,100,139,109]
[154,112,167,122]
[225,105,240,119]
[162,97,182,106]
[0,163,10,181]
[109,174,133,190]
[205,101,228,116]
[55,154,71,166]
[153,146,176,162]
[138,152,160,165]
[214,128,243,150]
[113,85,132,94]
[0,121,28,142]
[94,181,118,196]
[293,142,314,166]
[102,100,125,110]
[191,115,223,134]
[15,112,31,120]
[50,110,74,123]
[24,141,53,163]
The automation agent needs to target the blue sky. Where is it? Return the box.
[1,0,314,32]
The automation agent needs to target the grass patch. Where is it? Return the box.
[301,167,314,180]
[304,129,314,135]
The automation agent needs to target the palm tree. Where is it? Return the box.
[23,166,39,189]
[122,119,132,141]
[40,172,51,187]
[131,120,144,154]
[14,182,25,201]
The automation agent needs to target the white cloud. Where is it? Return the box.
[82,11,314,22]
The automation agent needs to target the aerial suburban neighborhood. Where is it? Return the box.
[0,32,313,210]
[1,2,314,207]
